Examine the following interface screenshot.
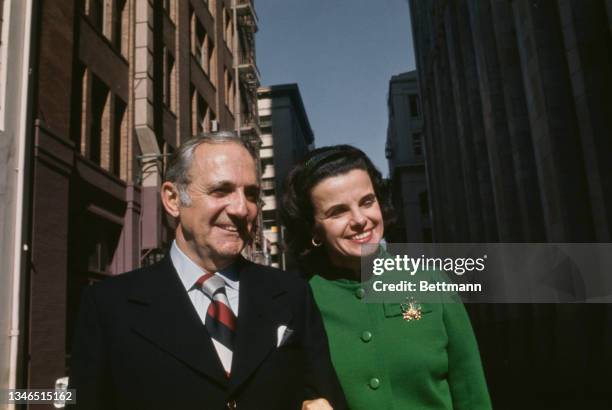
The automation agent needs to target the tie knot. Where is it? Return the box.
[195,273,227,299]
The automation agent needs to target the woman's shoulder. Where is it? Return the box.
[309,273,361,291]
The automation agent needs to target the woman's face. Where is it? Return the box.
[310,169,384,269]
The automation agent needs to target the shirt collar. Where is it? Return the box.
[170,241,240,291]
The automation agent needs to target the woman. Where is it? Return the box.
[281,145,491,410]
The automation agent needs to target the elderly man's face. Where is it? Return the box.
[168,142,259,272]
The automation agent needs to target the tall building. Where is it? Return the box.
[257,84,314,269]
[410,0,612,244]
[0,0,261,393]
[385,71,431,242]
[410,1,612,408]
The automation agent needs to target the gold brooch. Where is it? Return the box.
[400,298,422,321]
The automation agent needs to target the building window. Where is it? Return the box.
[194,16,205,65]
[207,39,215,80]
[223,7,233,47]
[196,93,207,133]
[419,191,429,216]
[87,0,105,33]
[112,98,126,177]
[85,215,121,275]
[413,132,422,156]
[192,14,215,80]
[112,0,128,56]
[240,90,250,126]
[89,75,110,165]
[191,89,214,135]
[81,72,124,176]
[164,0,176,23]
[87,0,126,46]
[209,110,217,131]
[385,140,393,159]
[163,48,176,112]
[224,67,234,113]
[409,94,420,118]
[259,114,271,129]
[422,227,432,243]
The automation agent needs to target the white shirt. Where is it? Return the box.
[170,241,240,326]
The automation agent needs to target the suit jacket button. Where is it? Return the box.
[227,400,237,409]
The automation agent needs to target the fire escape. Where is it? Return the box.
[233,0,267,263]
[234,0,261,145]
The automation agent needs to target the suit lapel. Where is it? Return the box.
[228,261,291,392]
[128,257,228,386]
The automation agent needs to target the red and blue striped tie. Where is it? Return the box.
[196,273,236,378]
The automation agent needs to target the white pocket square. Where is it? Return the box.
[276,325,294,347]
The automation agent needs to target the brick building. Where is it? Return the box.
[409,1,612,408]
[0,0,261,394]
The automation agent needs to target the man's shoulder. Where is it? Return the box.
[88,258,171,299]
[242,260,307,290]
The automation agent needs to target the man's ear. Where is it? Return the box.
[161,181,181,218]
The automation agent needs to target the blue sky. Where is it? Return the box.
[256,0,415,176]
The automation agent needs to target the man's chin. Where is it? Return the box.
[213,243,246,260]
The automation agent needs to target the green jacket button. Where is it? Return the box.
[361,331,372,342]
[369,378,380,389]
[355,288,365,299]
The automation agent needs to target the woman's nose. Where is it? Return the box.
[350,209,367,227]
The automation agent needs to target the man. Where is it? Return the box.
[70,132,346,409]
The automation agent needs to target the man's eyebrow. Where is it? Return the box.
[206,180,236,191]
[206,180,260,191]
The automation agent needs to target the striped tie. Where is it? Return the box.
[196,273,236,377]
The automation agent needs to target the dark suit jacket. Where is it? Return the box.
[70,257,347,409]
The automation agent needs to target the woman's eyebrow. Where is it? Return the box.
[360,193,376,202]
[323,203,348,216]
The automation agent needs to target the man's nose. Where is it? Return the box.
[226,191,249,218]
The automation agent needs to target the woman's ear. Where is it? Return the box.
[160,181,181,218]
[311,225,324,247]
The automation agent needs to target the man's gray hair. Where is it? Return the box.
[164,131,256,207]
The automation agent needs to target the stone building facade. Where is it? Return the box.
[410,1,612,408]
[385,70,431,243]
[410,0,612,244]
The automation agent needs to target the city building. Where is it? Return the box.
[257,84,314,269]
[410,1,612,408]
[0,0,261,393]
[385,71,430,242]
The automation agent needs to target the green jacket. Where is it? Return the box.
[310,274,491,410]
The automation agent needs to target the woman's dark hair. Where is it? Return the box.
[280,145,395,259]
